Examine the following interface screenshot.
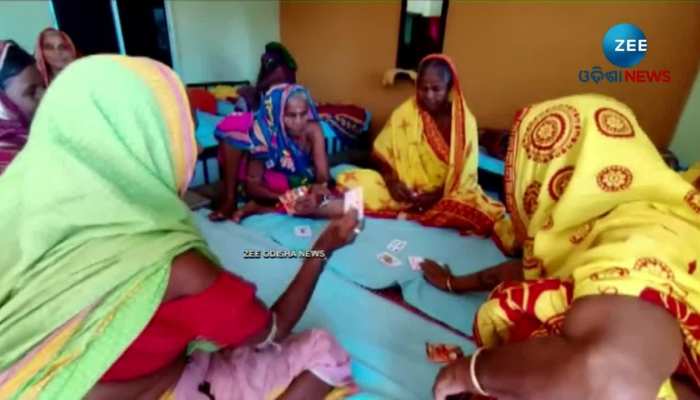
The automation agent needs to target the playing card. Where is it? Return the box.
[425,343,464,364]
[343,187,364,219]
[387,239,407,253]
[408,256,424,271]
[376,251,401,267]
[294,225,312,237]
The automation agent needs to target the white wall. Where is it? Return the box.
[0,0,53,52]
[167,0,279,84]
[671,68,700,166]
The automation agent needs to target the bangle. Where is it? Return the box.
[470,348,489,396]
[256,313,281,351]
[446,276,454,292]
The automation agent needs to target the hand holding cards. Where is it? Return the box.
[279,186,310,215]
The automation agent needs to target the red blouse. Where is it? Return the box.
[101,272,270,382]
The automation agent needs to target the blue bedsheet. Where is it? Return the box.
[194,211,474,399]
[237,210,506,334]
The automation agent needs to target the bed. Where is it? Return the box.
[195,211,477,399]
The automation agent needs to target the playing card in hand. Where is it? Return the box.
[343,187,364,219]
[425,342,464,364]
[279,186,310,215]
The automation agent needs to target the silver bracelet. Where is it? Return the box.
[470,347,490,396]
[255,313,280,351]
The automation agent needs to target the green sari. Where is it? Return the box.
[0,55,207,399]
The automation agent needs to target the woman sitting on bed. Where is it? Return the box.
[0,55,359,400]
[1,40,45,175]
[35,28,78,87]
[237,42,297,112]
[336,54,515,253]
[421,94,700,400]
[211,83,340,222]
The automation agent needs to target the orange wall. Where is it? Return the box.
[281,1,700,147]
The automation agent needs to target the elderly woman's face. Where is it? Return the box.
[417,66,450,114]
[4,65,45,119]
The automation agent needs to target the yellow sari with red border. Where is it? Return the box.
[473,94,700,399]
[336,55,515,254]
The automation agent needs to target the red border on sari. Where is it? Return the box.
[418,54,468,194]
[417,198,495,236]
[505,106,531,245]
[420,109,450,164]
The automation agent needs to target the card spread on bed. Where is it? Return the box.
[194,212,474,400]
[235,209,506,335]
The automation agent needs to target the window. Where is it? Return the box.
[50,0,173,66]
[396,0,450,70]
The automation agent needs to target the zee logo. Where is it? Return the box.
[602,23,647,68]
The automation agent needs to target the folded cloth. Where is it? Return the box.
[172,330,353,399]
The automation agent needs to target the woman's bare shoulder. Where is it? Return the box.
[166,249,222,301]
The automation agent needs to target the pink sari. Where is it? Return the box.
[0,42,29,175]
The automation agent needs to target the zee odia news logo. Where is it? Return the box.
[579,23,671,84]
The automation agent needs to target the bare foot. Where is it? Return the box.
[232,201,274,223]
[208,199,236,222]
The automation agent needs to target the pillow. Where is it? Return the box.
[209,85,239,101]
[217,100,236,116]
[187,88,217,114]
[195,110,224,149]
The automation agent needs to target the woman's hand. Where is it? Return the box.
[292,193,319,215]
[387,178,416,203]
[433,357,473,400]
[313,209,360,254]
[311,182,332,198]
[408,190,442,212]
[421,259,454,291]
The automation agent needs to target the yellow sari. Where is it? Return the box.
[337,55,515,253]
[474,94,700,399]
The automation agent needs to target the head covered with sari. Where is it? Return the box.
[475,94,700,396]
[359,54,514,251]
[0,55,206,398]
[35,28,77,86]
[243,83,319,185]
[504,93,700,278]
[0,40,41,175]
